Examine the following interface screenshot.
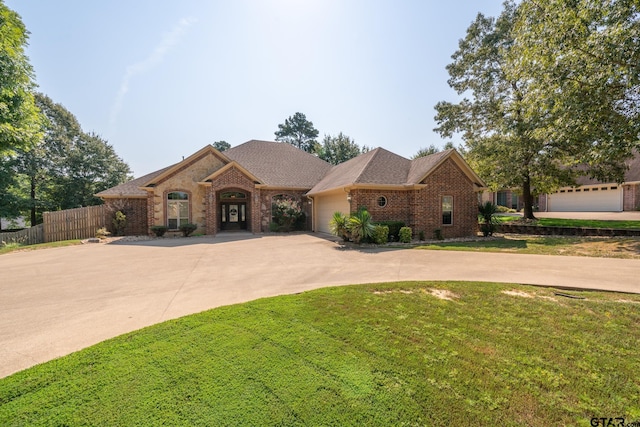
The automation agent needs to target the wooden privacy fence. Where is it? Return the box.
[43,205,108,243]
[0,224,44,245]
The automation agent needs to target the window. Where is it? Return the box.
[220,191,246,199]
[167,191,189,229]
[442,196,453,225]
[377,196,387,208]
[496,191,507,207]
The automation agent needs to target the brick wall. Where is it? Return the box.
[351,158,479,239]
[623,183,640,211]
[103,198,148,235]
[209,166,260,234]
[414,158,478,239]
[149,154,225,235]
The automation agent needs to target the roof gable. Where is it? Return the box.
[95,165,175,198]
[410,149,485,187]
[141,145,230,187]
[200,161,262,184]
[224,140,332,188]
[308,148,485,195]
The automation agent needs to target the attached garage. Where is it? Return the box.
[547,184,623,212]
[313,190,350,234]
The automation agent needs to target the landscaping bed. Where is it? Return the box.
[498,223,640,236]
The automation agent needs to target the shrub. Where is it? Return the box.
[399,226,412,243]
[496,205,517,213]
[269,222,280,232]
[418,230,426,241]
[96,227,111,239]
[348,208,375,244]
[433,229,443,240]
[374,221,405,241]
[272,196,304,232]
[293,211,307,231]
[478,202,499,237]
[179,223,198,237]
[329,212,349,241]
[112,211,127,236]
[372,225,389,244]
[150,225,168,237]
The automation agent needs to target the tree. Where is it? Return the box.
[0,2,42,154]
[413,145,439,159]
[7,93,131,224]
[52,132,132,208]
[274,112,319,153]
[433,2,563,219]
[11,93,76,224]
[317,132,368,165]
[212,140,230,152]
[513,0,640,182]
[435,1,640,220]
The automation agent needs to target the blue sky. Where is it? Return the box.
[6,0,505,176]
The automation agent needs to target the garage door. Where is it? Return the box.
[548,185,623,212]
[315,191,350,234]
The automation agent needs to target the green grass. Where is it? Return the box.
[416,236,640,258]
[0,239,83,255]
[1,281,639,426]
[496,216,640,229]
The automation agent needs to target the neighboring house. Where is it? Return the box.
[97,140,486,239]
[540,154,640,212]
[482,153,640,212]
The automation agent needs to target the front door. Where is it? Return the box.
[220,203,247,230]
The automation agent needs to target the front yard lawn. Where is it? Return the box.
[496,216,640,229]
[0,240,82,255]
[1,281,639,426]
[416,236,640,259]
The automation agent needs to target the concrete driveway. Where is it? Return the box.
[1,232,639,378]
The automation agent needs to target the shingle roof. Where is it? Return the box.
[574,152,640,185]
[95,165,175,197]
[224,140,332,188]
[307,148,483,195]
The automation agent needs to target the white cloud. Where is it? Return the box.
[109,17,196,128]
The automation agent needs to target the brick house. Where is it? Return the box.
[97,140,486,239]
[481,153,640,212]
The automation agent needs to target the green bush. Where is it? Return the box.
[371,225,389,244]
[150,225,168,237]
[433,229,443,240]
[329,212,349,241]
[272,196,304,232]
[478,202,499,237]
[348,208,375,244]
[496,205,516,213]
[179,223,198,237]
[374,221,405,242]
[399,226,412,243]
[112,211,127,236]
[269,222,280,232]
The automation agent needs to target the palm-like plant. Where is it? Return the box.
[478,201,498,237]
[347,208,375,244]
[329,211,349,241]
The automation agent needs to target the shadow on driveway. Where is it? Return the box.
[107,232,262,248]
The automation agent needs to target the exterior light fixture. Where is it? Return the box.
[347,193,352,202]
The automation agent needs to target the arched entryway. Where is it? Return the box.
[219,190,249,231]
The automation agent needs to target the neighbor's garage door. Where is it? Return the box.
[548,185,623,212]
[315,191,350,234]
